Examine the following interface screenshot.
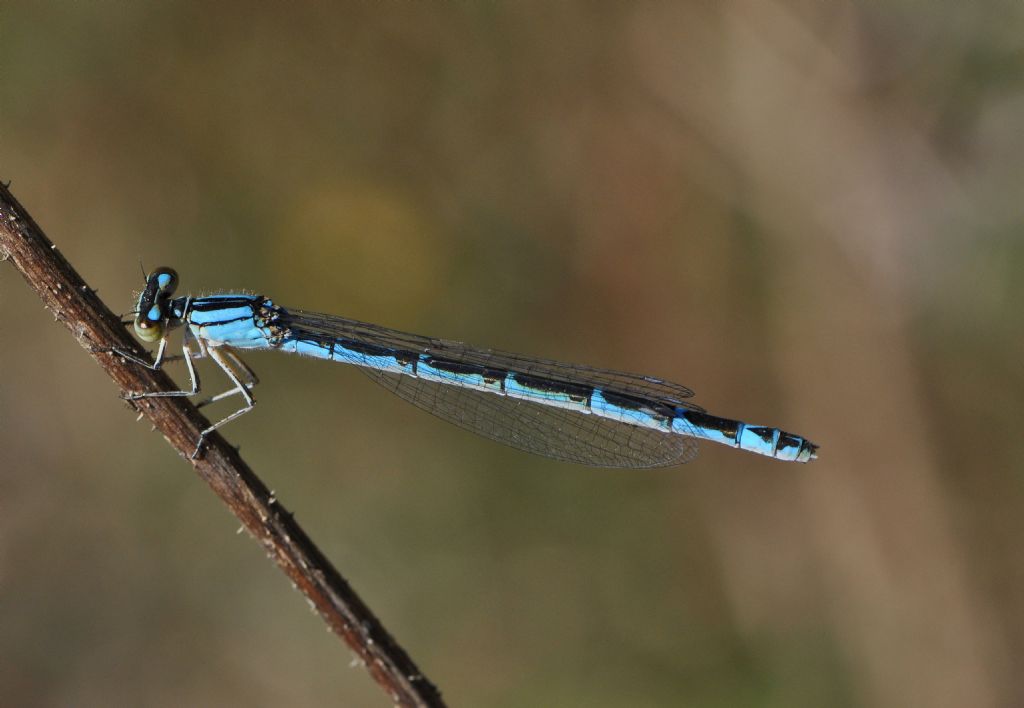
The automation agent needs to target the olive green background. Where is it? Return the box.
[2,3,1022,707]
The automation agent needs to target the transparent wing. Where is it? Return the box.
[284,309,704,468]
[367,369,700,467]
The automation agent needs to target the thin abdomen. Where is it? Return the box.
[278,332,817,463]
[675,409,817,462]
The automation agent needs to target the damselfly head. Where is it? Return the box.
[134,267,179,342]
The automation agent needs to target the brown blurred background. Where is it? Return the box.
[2,2,1022,706]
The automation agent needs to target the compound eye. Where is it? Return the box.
[134,309,165,343]
[151,267,178,296]
[133,266,178,342]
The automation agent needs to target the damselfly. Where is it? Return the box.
[117,267,818,464]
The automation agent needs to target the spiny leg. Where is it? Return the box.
[192,346,257,459]
[122,328,206,400]
[106,341,192,367]
[109,333,172,371]
[195,347,259,409]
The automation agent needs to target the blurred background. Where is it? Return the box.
[1,2,1022,706]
